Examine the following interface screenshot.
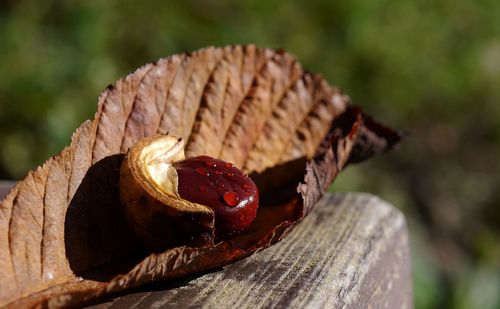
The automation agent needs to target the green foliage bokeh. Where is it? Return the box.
[1,1,499,308]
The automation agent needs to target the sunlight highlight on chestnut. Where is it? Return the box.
[173,156,259,237]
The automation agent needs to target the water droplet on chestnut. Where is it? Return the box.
[173,156,259,237]
[204,160,216,167]
[222,191,239,207]
[195,167,208,176]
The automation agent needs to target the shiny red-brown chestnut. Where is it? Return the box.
[173,156,259,237]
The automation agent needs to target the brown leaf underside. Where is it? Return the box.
[0,45,400,308]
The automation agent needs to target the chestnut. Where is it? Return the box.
[120,134,259,251]
[174,156,259,237]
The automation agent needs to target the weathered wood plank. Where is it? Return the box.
[0,181,13,200]
[0,182,412,308]
[89,193,412,308]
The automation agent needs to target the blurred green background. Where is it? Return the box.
[1,1,499,307]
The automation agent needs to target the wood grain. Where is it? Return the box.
[85,192,412,309]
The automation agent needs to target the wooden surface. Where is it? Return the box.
[0,182,412,308]
[0,181,12,200]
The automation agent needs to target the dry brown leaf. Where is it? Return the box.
[0,45,401,308]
